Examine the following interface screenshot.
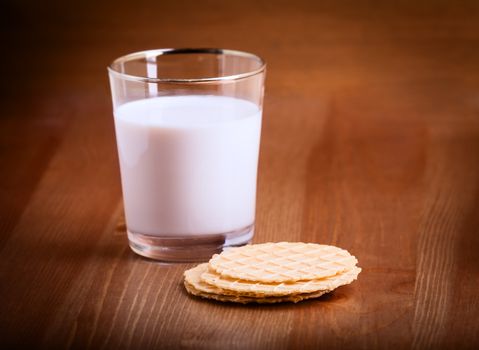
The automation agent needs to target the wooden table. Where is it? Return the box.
[1,0,479,348]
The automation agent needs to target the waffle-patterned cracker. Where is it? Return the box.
[201,265,361,296]
[184,264,330,304]
[209,242,358,283]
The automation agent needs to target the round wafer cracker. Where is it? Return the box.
[185,281,329,304]
[208,242,358,283]
[184,264,329,304]
[201,265,361,296]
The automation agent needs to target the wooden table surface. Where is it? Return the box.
[1,0,479,348]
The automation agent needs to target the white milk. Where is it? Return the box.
[114,95,262,236]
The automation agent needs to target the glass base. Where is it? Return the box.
[127,224,254,262]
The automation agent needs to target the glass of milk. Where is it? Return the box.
[108,49,266,262]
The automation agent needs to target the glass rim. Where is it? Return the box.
[107,48,266,84]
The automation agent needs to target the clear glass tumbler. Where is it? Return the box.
[108,48,266,262]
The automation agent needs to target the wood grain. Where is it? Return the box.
[1,0,479,348]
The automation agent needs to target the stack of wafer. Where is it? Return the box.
[184,242,361,304]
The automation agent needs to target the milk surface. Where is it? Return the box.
[114,95,262,236]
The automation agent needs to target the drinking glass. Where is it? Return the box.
[108,48,266,261]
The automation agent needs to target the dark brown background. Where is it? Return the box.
[1,0,479,348]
